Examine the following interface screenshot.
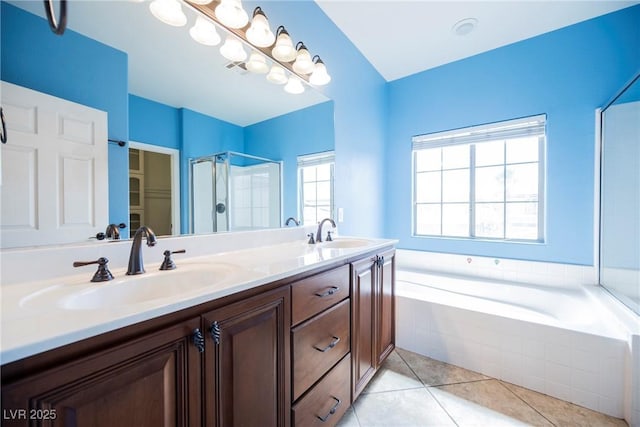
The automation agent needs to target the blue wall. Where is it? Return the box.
[385,5,640,265]
[245,101,335,221]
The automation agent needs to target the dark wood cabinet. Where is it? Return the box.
[1,317,203,427]
[202,286,290,427]
[350,249,396,400]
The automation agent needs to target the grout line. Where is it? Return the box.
[497,380,558,427]
[394,349,429,388]
[425,386,461,427]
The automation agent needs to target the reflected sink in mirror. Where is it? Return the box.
[319,238,373,249]
[20,263,249,311]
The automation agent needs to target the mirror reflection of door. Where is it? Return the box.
[128,143,180,237]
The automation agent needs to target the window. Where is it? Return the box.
[298,151,335,226]
[412,115,545,241]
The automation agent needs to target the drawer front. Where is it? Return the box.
[292,354,351,427]
[292,299,350,400]
[291,265,350,326]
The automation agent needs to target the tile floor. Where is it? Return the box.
[337,348,628,427]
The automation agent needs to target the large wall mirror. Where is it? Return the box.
[599,72,640,315]
[1,0,334,248]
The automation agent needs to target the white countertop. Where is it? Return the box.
[1,235,396,365]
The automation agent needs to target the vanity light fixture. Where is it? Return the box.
[145,0,332,94]
[246,51,269,74]
[149,0,187,27]
[246,7,275,48]
[220,35,247,61]
[284,76,305,94]
[292,42,314,75]
[189,15,221,46]
[215,0,249,29]
[271,26,296,62]
[309,55,331,86]
[266,65,288,85]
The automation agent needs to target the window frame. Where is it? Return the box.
[297,151,335,226]
[411,115,546,242]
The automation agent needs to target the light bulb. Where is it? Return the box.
[215,0,249,29]
[246,52,269,74]
[266,65,287,85]
[189,0,212,4]
[272,26,296,62]
[309,57,331,86]
[220,36,247,62]
[284,76,305,94]
[149,0,186,27]
[189,16,221,46]
[246,7,275,48]
[292,43,314,74]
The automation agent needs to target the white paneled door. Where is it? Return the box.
[0,81,108,248]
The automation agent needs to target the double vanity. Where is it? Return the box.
[1,227,396,426]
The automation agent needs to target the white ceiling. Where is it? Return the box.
[9,1,638,125]
[316,0,638,81]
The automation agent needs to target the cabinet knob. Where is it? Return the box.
[192,328,205,353]
[210,321,221,345]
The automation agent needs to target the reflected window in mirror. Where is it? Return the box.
[298,151,335,226]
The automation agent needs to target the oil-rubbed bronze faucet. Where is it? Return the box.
[285,217,300,226]
[105,223,121,240]
[127,226,157,275]
[316,218,336,243]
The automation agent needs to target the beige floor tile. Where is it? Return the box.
[362,351,423,394]
[430,379,554,427]
[336,407,360,427]
[354,388,456,426]
[501,382,629,427]
[396,347,489,386]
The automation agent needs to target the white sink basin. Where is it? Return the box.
[320,238,372,249]
[20,263,248,311]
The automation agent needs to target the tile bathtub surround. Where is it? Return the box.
[396,293,629,419]
[396,249,596,289]
[337,349,628,427]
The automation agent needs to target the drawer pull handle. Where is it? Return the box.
[314,336,340,352]
[317,396,341,422]
[315,286,339,298]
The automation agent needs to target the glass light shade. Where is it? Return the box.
[292,47,314,74]
[284,76,305,94]
[188,0,212,4]
[246,52,269,74]
[149,0,187,27]
[246,10,275,48]
[266,65,287,85]
[220,36,247,62]
[189,16,221,46]
[272,32,296,62]
[215,0,249,29]
[309,61,331,86]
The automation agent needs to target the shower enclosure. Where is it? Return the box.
[599,72,640,315]
[189,152,282,233]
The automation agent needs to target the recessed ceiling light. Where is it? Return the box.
[452,18,478,36]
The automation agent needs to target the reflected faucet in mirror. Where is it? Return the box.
[127,226,157,275]
[316,218,336,243]
[285,217,300,226]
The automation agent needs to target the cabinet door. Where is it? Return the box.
[377,249,396,366]
[203,286,290,427]
[1,318,203,427]
[351,257,377,401]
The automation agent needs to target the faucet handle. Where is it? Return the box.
[326,231,333,241]
[160,249,186,270]
[307,233,316,245]
[73,257,114,282]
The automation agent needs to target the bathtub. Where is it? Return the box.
[395,268,639,425]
